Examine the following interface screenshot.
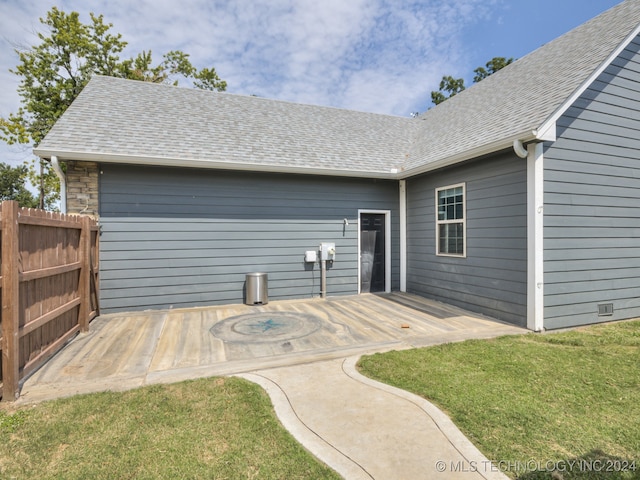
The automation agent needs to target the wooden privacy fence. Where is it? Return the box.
[0,200,99,401]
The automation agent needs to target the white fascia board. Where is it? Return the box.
[536,23,640,138]
[33,149,393,179]
[533,121,556,142]
[398,129,541,179]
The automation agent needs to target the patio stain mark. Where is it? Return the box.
[211,311,323,343]
[245,318,286,333]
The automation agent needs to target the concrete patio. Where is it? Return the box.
[19,293,526,404]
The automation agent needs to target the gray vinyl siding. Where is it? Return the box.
[543,35,640,329]
[406,152,527,326]
[98,165,399,313]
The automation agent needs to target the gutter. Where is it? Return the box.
[33,149,396,180]
[398,126,555,180]
[513,139,528,159]
[49,155,66,214]
[34,122,558,184]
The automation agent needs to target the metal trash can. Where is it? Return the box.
[245,272,268,305]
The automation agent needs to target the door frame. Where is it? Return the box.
[357,209,391,294]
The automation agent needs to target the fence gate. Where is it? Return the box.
[0,201,99,401]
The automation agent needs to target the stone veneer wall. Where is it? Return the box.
[65,161,99,218]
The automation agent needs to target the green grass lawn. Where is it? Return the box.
[0,377,340,480]
[358,320,640,479]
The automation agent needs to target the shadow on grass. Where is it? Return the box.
[515,449,639,480]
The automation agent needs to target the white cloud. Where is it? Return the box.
[0,0,566,167]
[1,0,500,112]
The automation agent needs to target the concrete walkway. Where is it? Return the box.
[239,357,508,480]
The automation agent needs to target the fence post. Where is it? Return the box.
[78,215,91,332]
[1,201,20,401]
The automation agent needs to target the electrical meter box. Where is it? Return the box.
[319,242,336,261]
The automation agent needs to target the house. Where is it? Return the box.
[34,0,640,331]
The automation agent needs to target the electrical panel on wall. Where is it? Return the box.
[319,242,336,261]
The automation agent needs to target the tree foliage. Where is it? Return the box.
[0,162,38,208]
[431,56,514,106]
[472,56,514,83]
[26,159,60,210]
[430,75,466,106]
[0,7,227,209]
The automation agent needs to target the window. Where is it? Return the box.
[436,183,466,256]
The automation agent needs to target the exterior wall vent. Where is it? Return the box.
[598,303,614,316]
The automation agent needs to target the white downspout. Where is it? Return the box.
[50,156,66,214]
[525,142,545,331]
[399,180,407,292]
[513,139,528,159]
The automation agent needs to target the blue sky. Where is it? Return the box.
[0,0,624,167]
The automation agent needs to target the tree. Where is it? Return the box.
[431,56,514,106]
[430,75,466,106]
[0,7,227,209]
[26,158,60,210]
[0,162,39,208]
[472,56,514,83]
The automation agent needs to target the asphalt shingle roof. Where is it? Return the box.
[35,76,419,177]
[35,0,640,179]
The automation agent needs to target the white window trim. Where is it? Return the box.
[435,182,467,258]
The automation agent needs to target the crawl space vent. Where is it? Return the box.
[597,303,614,316]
